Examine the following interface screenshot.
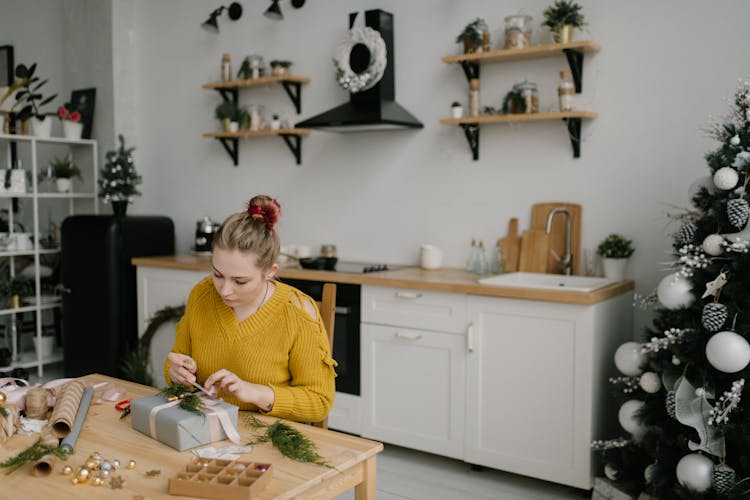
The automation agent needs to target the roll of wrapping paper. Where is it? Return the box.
[24,387,49,420]
[49,380,85,438]
[59,385,93,453]
[32,428,60,477]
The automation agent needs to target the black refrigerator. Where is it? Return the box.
[60,215,175,377]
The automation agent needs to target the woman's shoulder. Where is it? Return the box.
[275,281,318,322]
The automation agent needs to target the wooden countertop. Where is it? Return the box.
[131,255,634,305]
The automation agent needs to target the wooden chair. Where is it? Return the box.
[311,283,336,429]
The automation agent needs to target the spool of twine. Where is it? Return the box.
[49,380,85,438]
[32,428,60,477]
[0,406,19,444]
[24,387,50,420]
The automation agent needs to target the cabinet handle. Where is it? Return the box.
[394,291,422,300]
[466,322,474,353]
[395,331,422,341]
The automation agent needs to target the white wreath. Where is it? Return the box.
[333,27,387,94]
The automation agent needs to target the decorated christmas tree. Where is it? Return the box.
[99,134,142,208]
[595,80,750,499]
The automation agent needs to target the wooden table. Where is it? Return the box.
[0,374,383,499]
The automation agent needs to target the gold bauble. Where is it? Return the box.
[0,391,6,403]
[74,466,90,483]
[127,459,136,470]
[85,458,100,470]
[61,465,73,476]
[91,476,105,487]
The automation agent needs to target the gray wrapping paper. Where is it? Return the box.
[59,385,94,453]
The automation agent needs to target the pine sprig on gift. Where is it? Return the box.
[158,384,205,415]
[244,414,332,468]
[0,438,70,475]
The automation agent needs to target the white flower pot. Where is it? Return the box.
[228,121,239,133]
[602,258,628,281]
[451,106,464,119]
[8,169,26,194]
[62,120,83,140]
[56,178,72,193]
[270,119,281,131]
[31,116,53,138]
[33,336,56,359]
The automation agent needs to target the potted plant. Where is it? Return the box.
[46,153,82,193]
[58,102,83,139]
[11,63,58,138]
[99,134,142,217]
[0,277,32,309]
[542,0,586,44]
[270,60,292,77]
[270,113,281,130]
[450,101,463,119]
[597,233,634,280]
[215,101,238,132]
[455,18,490,54]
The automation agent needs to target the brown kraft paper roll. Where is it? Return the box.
[49,380,85,438]
[32,428,60,477]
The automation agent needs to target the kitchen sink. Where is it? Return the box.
[478,272,615,292]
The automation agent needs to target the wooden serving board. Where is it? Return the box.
[497,218,521,272]
[530,202,582,275]
[518,229,550,273]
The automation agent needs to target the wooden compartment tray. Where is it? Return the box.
[168,458,273,499]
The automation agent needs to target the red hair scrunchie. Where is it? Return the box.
[247,205,273,229]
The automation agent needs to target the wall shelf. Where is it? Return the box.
[202,75,311,165]
[440,111,596,159]
[202,129,310,166]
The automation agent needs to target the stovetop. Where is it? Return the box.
[333,261,401,274]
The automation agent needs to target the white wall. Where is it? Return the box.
[3,1,750,337]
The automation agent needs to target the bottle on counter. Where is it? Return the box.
[558,70,574,111]
[466,239,478,272]
[474,240,489,275]
[221,53,232,82]
[468,78,481,117]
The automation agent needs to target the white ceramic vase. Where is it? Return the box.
[602,258,628,281]
[228,121,239,133]
[31,116,53,138]
[62,120,83,140]
[451,106,464,119]
[270,119,281,131]
[56,178,72,193]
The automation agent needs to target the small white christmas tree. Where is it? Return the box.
[99,134,142,204]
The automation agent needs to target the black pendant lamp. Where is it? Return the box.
[201,2,243,33]
[263,0,283,20]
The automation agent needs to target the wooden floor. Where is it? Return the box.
[333,443,587,500]
[33,365,586,499]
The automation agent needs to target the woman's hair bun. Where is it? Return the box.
[246,195,281,230]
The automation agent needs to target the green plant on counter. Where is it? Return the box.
[47,153,82,180]
[597,233,634,258]
[215,101,237,121]
[542,0,586,30]
[451,101,461,108]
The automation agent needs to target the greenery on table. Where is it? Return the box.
[245,414,331,468]
[158,384,205,415]
[0,438,70,475]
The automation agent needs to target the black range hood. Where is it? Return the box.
[296,9,423,133]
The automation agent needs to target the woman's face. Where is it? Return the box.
[211,247,275,309]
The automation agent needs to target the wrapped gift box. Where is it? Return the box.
[131,395,239,451]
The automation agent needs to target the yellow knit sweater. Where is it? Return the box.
[164,277,337,422]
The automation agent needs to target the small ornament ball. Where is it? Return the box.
[127,459,137,470]
[604,463,619,481]
[614,342,645,376]
[618,399,645,436]
[644,463,658,483]
[672,355,681,366]
[714,167,740,190]
[730,135,741,146]
[705,330,750,373]
[657,273,695,310]
[639,372,662,393]
[702,234,724,256]
[61,465,73,476]
[676,453,714,493]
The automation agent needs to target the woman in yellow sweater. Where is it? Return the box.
[164,195,336,423]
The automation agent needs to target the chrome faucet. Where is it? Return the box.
[545,207,572,275]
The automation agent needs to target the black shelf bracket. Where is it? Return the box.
[562,49,585,93]
[280,133,303,165]
[460,124,480,161]
[217,138,239,166]
[281,81,303,114]
[215,88,238,106]
[460,61,480,82]
[562,117,582,158]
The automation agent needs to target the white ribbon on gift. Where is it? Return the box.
[148,394,240,445]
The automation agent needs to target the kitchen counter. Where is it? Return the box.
[132,255,633,305]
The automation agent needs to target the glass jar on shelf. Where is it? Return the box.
[248,104,265,130]
[504,15,532,49]
[514,80,539,114]
[558,70,575,111]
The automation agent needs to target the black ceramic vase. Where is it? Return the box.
[112,200,128,218]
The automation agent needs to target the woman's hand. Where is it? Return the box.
[204,369,274,411]
[167,352,197,386]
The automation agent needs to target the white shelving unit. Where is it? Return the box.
[0,133,98,378]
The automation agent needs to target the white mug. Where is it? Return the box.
[420,244,443,270]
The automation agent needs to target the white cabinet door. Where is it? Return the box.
[361,323,465,459]
[465,294,631,490]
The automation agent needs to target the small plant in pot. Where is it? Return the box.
[215,101,239,132]
[10,63,58,138]
[456,18,490,54]
[270,113,281,130]
[269,60,292,77]
[542,0,586,44]
[0,277,32,309]
[46,153,82,193]
[451,101,463,119]
[597,233,634,280]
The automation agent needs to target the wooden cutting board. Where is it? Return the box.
[497,218,521,272]
[518,229,550,273]
[530,202,582,275]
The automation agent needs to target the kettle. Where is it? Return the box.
[195,216,218,252]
